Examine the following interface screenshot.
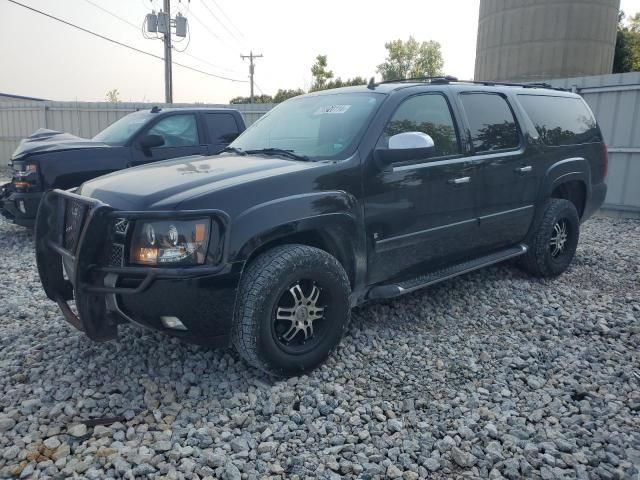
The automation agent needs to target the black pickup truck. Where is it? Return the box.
[35,78,607,377]
[1,107,245,226]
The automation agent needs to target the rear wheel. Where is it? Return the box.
[232,244,351,377]
[521,199,580,277]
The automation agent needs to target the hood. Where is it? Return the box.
[11,128,110,160]
[79,154,319,210]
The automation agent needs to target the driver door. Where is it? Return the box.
[131,113,207,165]
[363,93,482,284]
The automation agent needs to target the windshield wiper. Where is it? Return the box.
[221,146,247,156]
[245,148,310,162]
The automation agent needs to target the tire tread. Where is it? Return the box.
[232,244,350,376]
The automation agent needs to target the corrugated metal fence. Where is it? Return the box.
[547,73,640,216]
[0,101,274,167]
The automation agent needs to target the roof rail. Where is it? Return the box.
[465,80,568,91]
[369,75,569,92]
[376,75,459,86]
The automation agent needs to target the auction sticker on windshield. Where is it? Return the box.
[314,105,351,115]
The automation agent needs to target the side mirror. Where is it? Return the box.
[139,134,165,154]
[375,132,436,168]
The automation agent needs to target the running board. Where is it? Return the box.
[368,245,528,300]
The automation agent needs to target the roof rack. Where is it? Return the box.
[368,76,568,92]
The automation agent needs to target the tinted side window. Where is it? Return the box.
[518,95,600,146]
[460,93,520,153]
[147,114,199,147]
[383,94,460,157]
[205,113,240,143]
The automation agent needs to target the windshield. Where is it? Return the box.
[93,111,154,145]
[230,92,385,160]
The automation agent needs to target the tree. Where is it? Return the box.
[273,88,305,103]
[310,55,366,92]
[310,55,334,91]
[229,94,273,104]
[613,11,640,73]
[324,76,367,90]
[376,36,444,81]
[105,89,120,103]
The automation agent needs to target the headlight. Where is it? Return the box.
[130,219,210,266]
[12,163,37,177]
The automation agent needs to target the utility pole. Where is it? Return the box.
[163,0,173,103]
[241,51,263,103]
[144,3,187,104]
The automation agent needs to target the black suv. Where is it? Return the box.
[35,78,607,377]
[1,107,245,227]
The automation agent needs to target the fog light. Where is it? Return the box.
[17,200,26,214]
[160,316,187,331]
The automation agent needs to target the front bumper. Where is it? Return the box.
[0,185,42,227]
[35,189,238,345]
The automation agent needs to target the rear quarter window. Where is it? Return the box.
[205,113,240,144]
[517,95,601,146]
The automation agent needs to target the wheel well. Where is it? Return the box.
[551,180,586,218]
[245,231,355,288]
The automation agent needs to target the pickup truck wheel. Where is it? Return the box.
[232,244,351,377]
[521,199,580,278]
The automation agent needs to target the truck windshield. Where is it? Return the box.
[230,92,385,160]
[93,111,154,145]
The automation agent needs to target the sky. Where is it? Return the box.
[1,0,639,104]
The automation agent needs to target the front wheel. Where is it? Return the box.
[521,198,580,278]
[232,244,351,377]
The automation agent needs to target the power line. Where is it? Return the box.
[80,0,239,75]
[199,0,244,49]
[82,0,139,31]
[208,0,247,43]
[254,81,265,95]
[188,8,238,53]
[177,50,243,75]
[6,0,247,83]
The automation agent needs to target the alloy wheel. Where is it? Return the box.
[549,219,569,258]
[273,280,327,351]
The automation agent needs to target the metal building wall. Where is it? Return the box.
[0,101,273,167]
[545,73,640,216]
[475,0,620,82]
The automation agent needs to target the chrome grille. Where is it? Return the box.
[63,199,87,252]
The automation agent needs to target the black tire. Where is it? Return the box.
[232,244,351,377]
[521,198,580,278]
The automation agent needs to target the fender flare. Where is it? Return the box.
[228,191,367,294]
[539,157,591,203]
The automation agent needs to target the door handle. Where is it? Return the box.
[515,165,533,173]
[448,176,471,185]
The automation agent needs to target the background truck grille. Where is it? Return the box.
[63,199,87,252]
[114,218,129,235]
[108,243,125,266]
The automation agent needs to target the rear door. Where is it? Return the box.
[203,112,242,155]
[130,113,207,165]
[458,92,537,251]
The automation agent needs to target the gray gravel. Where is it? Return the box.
[0,214,639,479]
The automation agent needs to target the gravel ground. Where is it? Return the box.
[0,214,638,480]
